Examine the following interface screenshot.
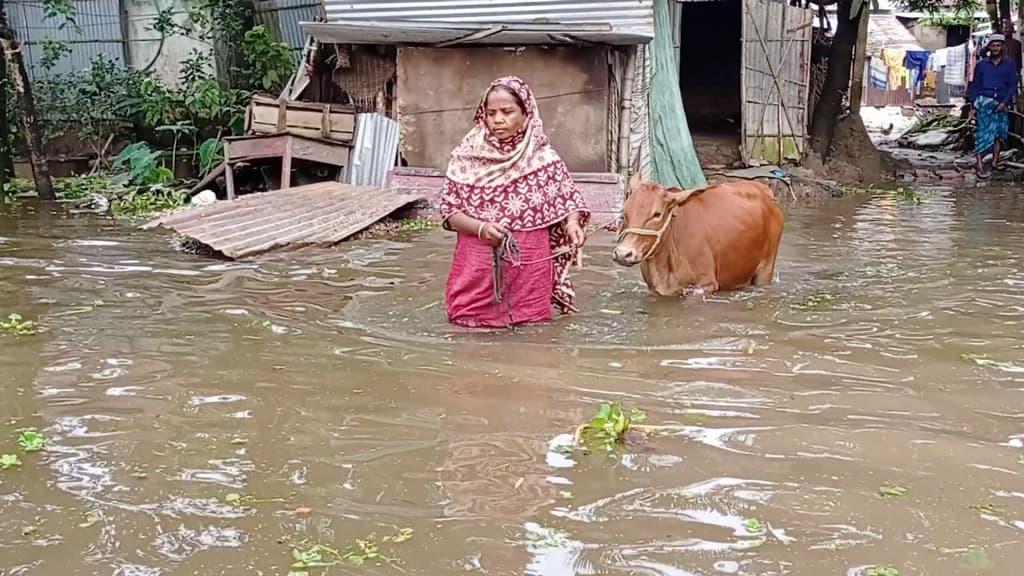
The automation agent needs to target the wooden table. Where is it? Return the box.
[223,131,352,199]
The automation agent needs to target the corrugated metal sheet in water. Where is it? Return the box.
[323,0,654,32]
[349,114,400,187]
[144,182,425,259]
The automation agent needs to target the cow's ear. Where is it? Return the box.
[629,172,643,190]
[666,186,707,207]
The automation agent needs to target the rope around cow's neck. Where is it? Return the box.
[617,210,676,262]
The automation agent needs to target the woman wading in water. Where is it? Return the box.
[440,76,590,328]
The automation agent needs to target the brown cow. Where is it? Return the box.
[611,176,784,297]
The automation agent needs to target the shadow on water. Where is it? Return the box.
[1,187,1023,575]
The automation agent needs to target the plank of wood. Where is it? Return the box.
[251,104,355,136]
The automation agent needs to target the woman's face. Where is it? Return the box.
[484,87,526,140]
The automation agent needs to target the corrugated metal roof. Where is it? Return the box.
[349,114,400,187]
[301,19,651,45]
[324,0,653,28]
[867,14,923,56]
[143,182,425,259]
[304,0,654,44]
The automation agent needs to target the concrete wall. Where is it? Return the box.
[125,0,214,88]
[396,46,609,172]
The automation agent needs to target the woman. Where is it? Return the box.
[440,76,590,328]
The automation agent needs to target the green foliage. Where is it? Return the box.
[879,485,909,498]
[0,454,21,470]
[1,314,38,336]
[199,138,225,176]
[112,142,173,187]
[39,38,73,71]
[16,0,295,169]
[580,402,647,452]
[895,0,979,14]
[111,186,187,217]
[242,26,295,92]
[17,428,47,452]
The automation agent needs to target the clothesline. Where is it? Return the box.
[870,41,973,94]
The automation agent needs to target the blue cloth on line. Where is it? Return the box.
[974,95,1009,155]
[904,50,931,91]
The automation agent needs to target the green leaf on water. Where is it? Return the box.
[789,292,837,311]
[386,527,414,544]
[879,485,908,498]
[580,401,647,453]
[21,525,37,536]
[560,491,575,501]
[287,571,310,576]
[970,503,1005,516]
[743,517,764,533]
[960,353,1018,370]
[78,511,100,528]
[17,428,46,452]
[1017,454,1024,466]
[225,493,242,505]
[866,566,900,576]
[961,545,994,571]
[0,454,22,469]
[0,313,38,336]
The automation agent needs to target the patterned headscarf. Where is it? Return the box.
[440,76,588,232]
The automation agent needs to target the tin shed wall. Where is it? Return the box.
[396,46,610,172]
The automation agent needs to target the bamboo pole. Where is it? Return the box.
[849,4,870,114]
[0,35,54,201]
[617,47,637,179]
[0,9,11,204]
[0,37,8,205]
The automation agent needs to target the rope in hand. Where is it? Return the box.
[490,216,620,305]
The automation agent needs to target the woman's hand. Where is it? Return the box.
[478,222,506,246]
[565,220,585,248]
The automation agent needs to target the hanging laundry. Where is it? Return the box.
[869,57,889,90]
[946,42,967,86]
[881,48,909,90]
[904,50,931,92]
[932,47,948,71]
[967,41,979,83]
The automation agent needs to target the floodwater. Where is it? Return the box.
[1,187,1022,576]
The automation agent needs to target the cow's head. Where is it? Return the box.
[612,174,706,267]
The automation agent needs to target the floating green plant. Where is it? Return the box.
[0,314,37,336]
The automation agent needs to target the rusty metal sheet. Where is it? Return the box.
[143,182,425,260]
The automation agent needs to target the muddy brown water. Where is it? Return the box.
[1,187,1022,576]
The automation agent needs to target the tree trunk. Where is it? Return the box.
[999,0,1011,24]
[0,35,54,201]
[987,0,999,27]
[809,0,863,158]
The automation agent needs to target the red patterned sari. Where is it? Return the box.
[440,76,590,328]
